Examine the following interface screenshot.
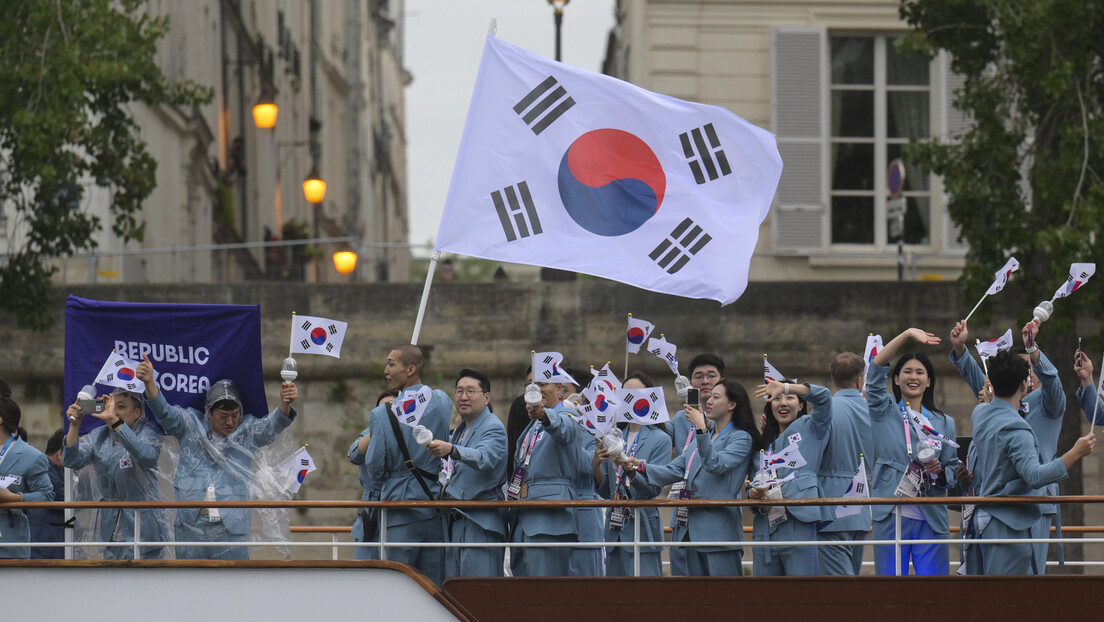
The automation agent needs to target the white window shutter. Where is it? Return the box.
[941,50,970,253]
[771,27,826,251]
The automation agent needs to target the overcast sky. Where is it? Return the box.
[404,0,616,254]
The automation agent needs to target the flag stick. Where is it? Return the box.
[289,312,296,357]
[410,250,441,345]
[962,293,987,324]
[1092,354,1103,435]
[92,349,116,387]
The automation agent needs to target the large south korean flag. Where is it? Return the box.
[435,34,783,305]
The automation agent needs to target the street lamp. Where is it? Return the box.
[332,250,357,275]
[302,166,326,204]
[252,88,278,129]
[549,0,570,62]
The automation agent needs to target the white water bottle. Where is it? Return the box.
[601,427,627,460]
[524,383,542,407]
[917,439,940,481]
[412,425,433,447]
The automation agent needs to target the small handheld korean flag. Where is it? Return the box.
[647,335,680,375]
[590,363,623,392]
[626,316,655,354]
[534,351,578,384]
[578,401,617,436]
[391,386,434,427]
[974,328,1014,361]
[94,351,146,393]
[581,382,623,425]
[904,404,960,448]
[1052,263,1095,300]
[836,456,870,518]
[290,314,348,358]
[986,257,1020,295]
[763,355,790,384]
[762,443,807,471]
[280,446,316,494]
[861,334,883,386]
[620,387,670,425]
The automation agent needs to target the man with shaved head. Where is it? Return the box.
[363,344,451,584]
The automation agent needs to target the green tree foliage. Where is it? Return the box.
[898,0,1102,325]
[0,0,211,329]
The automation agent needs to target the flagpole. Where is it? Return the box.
[93,349,116,386]
[289,312,296,357]
[410,250,441,345]
[1091,356,1102,435]
[962,293,987,324]
[625,313,632,379]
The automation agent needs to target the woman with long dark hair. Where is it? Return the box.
[866,328,959,575]
[748,380,833,575]
[0,395,55,559]
[618,379,758,575]
[593,372,672,576]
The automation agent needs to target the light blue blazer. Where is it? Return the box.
[865,363,959,532]
[597,424,672,551]
[639,423,753,552]
[1077,386,1104,426]
[445,407,508,537]
[148,392,296,536]
[0,437,56,558]
[971,399,1068,530]
[364,386,452,528]
[511,406,580,539]
[347,425,382,543]
[951,349,1065,510]
[818,388,872,533]
[62,417,169,554]
[753,384,834,538]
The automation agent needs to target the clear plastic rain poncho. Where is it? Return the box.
[67,385,304,560]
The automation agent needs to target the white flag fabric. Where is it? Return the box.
[626,316,655,354]
[760,443,807,472]
[647,336,680,375]
[280,446,316,494]
[534,351,578,384]
[763,356,789,384]
[434,35,783,305]
[835,457,870,518]
[619,387,670,425]
[985,257,1020,295]
[861,334,883,387]
[290,314,348,358]
[94,351,146,393]
[1052,262,1095,300]
[974,329,1014,361]
[391,386,434,428]
[577,401,617,436]
[590,363,623,392]
[903,404,960,448]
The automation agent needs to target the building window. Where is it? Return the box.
[829,35,931,247]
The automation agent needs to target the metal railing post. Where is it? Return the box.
[379,508,387,560]
[632,507,641,577]
[895,510,903,576]
[133,509,141,559]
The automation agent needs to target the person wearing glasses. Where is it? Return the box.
[136,355,299,560]
[665,353,725,575]
[425,369,507,578]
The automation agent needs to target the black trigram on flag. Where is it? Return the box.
[325,343,334,353]
[680,123,732,184]
[327,324,338,335]
[300,319,313,331]
[417,393,428,405]
[299,339,310,349]
[492,181,543,242]
[649,218,712,274]
[300,458,311,467]
[513,76,575,135]
[113,360,124,368]
[854,483,865,494]
[649,391,659,402]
